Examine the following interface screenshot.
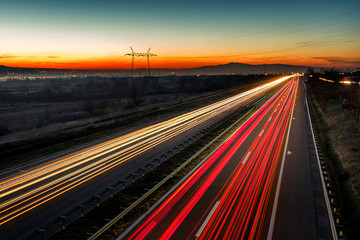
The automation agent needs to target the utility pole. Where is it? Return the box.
[131,54,134,77]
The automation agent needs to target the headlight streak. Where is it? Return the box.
[0,77,289,190]
[0,109,220,224]
[0,76,293,226]
[0,107,214,202]
[124,77,298,240]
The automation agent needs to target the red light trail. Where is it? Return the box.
[123,76,298,240]
[0,77,290,226]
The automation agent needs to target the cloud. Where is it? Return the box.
[0,54,61,59]
[254,56,284,61]
[53,62,80,65]
[313,56,360,65]
[0,54,18,59]
[296,41,327,47]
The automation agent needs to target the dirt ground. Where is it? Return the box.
[319,101,360,198]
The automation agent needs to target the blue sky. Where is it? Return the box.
[0,0,359,68]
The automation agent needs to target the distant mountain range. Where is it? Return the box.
[149,62,313,75]
[0,63,316,78]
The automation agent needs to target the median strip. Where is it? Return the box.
[87,107,256,240]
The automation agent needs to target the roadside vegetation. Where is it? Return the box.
[0,74,270,138]
[306,68,360,239]
[0,74,277,170]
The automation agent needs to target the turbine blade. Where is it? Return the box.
[147,48,151,53]
[130,47,134,53]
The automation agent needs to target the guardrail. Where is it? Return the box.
[304,86,342,240]
[21,100,258,240]
[88,106,256,239]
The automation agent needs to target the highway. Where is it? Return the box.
[270,80,333,239]
[0,76,292,238]
[119,77,298,239]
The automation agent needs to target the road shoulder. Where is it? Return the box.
[272,80,332,240]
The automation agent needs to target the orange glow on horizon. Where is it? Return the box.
[1,55,358,70]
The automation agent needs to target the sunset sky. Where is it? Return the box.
[0,0,359,69]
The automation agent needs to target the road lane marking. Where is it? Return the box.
[259,129,265,137]
[242,151,251,164]
[267,77,298,240]
[117,76,295,240]
[268,117,272,122]
[195,201,220,238]
[0,76,291,190]
[3,77,295,228]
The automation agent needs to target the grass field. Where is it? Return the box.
[309,97,360,239]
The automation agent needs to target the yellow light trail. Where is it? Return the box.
[0,76,293,225]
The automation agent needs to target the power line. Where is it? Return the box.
[125,47,156,77]
[97,10,360,69]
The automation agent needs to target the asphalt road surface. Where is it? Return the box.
[0,76,292,239]
[270,79,332,240]
[119,77,299,239]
